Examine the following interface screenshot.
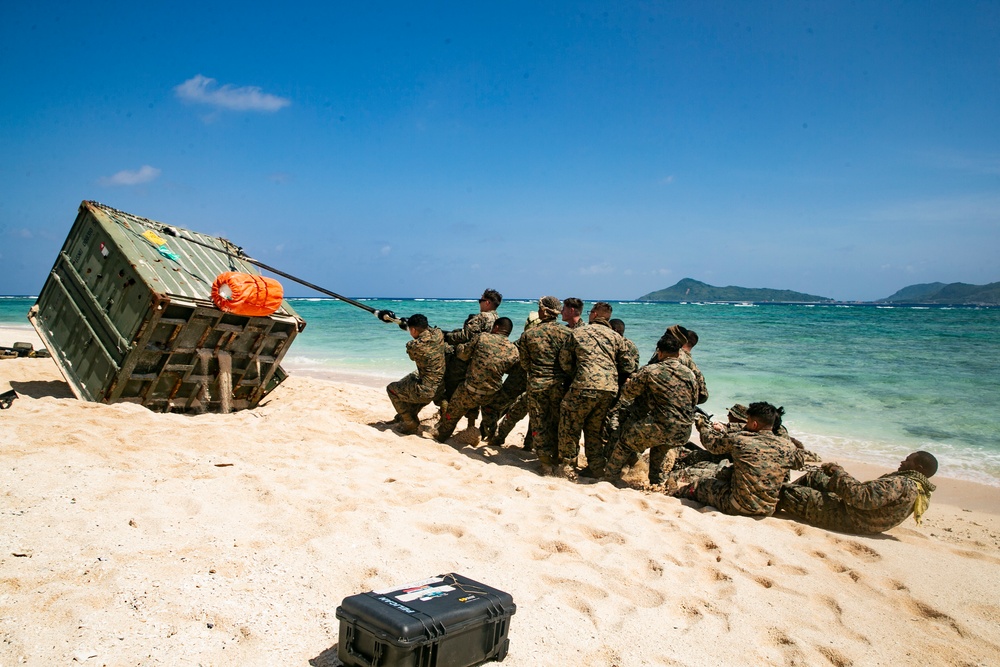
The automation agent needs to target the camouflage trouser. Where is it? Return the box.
[557,388,616,470]
[606,418,692,485]
[434,354,478,421]
[678,466,770,517]
[603,397,651,465]
[436,383,493,440]
[662,455,727,492]
[481,368,527,436]
[674,445,730,468]
[776,471,857,533]
[678,465,738,514]
[494,392,529,443]
[387,373,437,419]
[527,383,567,464]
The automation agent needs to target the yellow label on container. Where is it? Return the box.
[142,230,167,247]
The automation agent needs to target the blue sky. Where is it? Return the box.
[2,2,998,301]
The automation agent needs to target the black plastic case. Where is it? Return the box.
[336,573,516,667]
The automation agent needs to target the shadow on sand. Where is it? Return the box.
[9,379,76,400]
[309,645,342,667]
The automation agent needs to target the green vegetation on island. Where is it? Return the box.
[879,282,1000,305]
[637,278,833,303]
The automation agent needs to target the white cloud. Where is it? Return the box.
[174,75,291,112]
[380,245,392,256]
[579,263,614,276]
[659,175,675,185]
[99,165,161,186]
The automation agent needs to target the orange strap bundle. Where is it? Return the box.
[211,272,283,317]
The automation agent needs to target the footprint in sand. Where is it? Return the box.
[583,527,627,545]
[566,595,598,624]
[829,564,862,583]
[886,578,908,591]
[533,540,579,559]
[908,598,965,636]
[419,523,465,538]
[810,594,871,645]
[770,627,851,666]
[619,581,666,608]
[820,595,843,619]
[949,548,1000,565]
[540,575,608,600]
[815,645,854,667]
[678,599,731,632]
[580,646,628,667]
[835,538,882,562]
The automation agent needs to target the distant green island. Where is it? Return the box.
[637,278,833,303]
[878,281,1000,305]
[637,278,1000,305]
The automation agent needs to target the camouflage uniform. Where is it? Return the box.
[444,311,499,346]
[492,391,530,445]
[777,467,936,534]
[666,410,794,479]
[557,319,637,473]
[605,358,698,484]
[435,332,519,440]
[482,313,540,447]
[386,327,446,421]
[677,424,819,516]
[518,320,572,464]
[480,363,526,438]
[643,349,707,404]
[679,350,708,405]
[437,310,499,412]
[601,336,643,463]
[620,337,640,391]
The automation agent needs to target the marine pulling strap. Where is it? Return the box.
[157,230,409,329]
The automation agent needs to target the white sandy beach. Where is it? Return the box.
[2,324,999,666]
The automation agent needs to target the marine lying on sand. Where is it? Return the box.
[776,451,939,535]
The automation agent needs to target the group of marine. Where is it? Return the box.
[381,289,939,536]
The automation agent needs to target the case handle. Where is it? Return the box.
[343,623,380,667]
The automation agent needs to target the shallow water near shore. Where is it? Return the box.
[4,295,999,487]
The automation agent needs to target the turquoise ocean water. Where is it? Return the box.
[3,295,998,486]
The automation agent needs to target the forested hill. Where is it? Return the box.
[879,282,1000,305]
[637,278,833,302]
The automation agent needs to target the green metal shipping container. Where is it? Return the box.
[29,201,306,413]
